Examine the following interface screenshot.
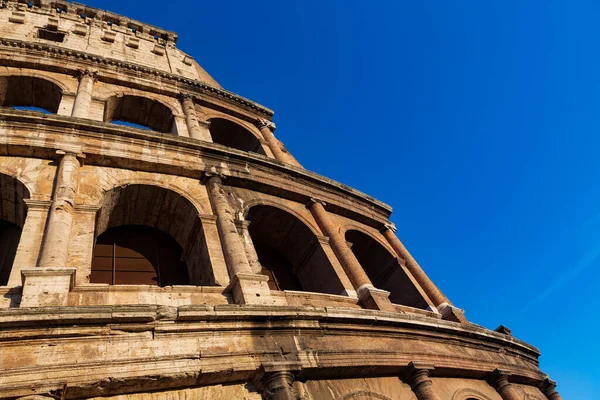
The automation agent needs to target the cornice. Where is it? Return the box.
[0,108,393,223]
[0,304,541,358]
[0,37,274,117]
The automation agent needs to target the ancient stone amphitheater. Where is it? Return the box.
[0,1,561,399]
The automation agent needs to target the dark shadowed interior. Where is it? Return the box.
[246,205,345,295]
[346,229,429,309]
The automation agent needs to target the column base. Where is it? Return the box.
[229,273,287,306]
[20,268,76,308]
[358,286,396,312]
[437,302,468,323]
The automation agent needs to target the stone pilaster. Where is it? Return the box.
[262,371,296,400]
[257,118,301,167]
[204,171,273,305]
[408,362,441,400]
[179,93,212,141]
[71,69,97,118]
[540,378,562,400]
[37,151,84,269]
[488,369,521,400]
[307,198,394,311]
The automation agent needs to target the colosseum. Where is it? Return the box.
[0,1,561,399]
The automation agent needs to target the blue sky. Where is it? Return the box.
[84,1,598,397]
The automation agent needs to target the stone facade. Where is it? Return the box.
[0,1,560,399]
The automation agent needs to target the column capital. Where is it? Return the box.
[77,68,98,81]
[380,222,397,233]
[56,149,86,160]
[257,118,276,131]
[540,378,559,397]
[306,197,326,209]
[488,369,512,391]
[178,92,195,102]
[201,168,227,184]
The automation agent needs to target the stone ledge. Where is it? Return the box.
[0,108,393,222]
[0,37,272,116]
[0,304,540,357]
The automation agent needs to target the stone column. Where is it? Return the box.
[307,198,394,311]
[488,370,521,400]
[71,69,97,118]
[540,378,562,400]
[380,223,447,306]
[263,371,296,400]
[408,363,441,400]
[179,93,212,141]
[204,172,274,304]
[381,223,467,322]
[37,151,83,269]
[257,119,301,167]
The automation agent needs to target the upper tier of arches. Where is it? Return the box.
[0,73,273,156]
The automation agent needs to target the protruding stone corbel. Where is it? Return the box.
[407,362,441,400]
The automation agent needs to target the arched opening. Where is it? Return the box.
[104,95,176,133]
[345,229,429,309]
[209,118,266,155]
[0,174,30,286]
[92,184,216,286]
[0,76,62,113]
[246,205,345,294]
[91,225,189,286]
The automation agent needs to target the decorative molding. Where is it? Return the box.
[0,37,274,117]
[338,391,391,400]
[451,388,494,400]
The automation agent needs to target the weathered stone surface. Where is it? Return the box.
[0,1,556,399]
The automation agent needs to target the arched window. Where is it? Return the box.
[246,205,345,294]
[91,225,189,286]
[0,76,62,113]
[345,229,429,309]
[104,95,176,133]
[209,118,266,155]
[93,184,216,286]
[0,174,29,286]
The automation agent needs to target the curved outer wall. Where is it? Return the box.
[0,1,561,400]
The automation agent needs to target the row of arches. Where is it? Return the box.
[0,75,266,155]
[0,173,427,309]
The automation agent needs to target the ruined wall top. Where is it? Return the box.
[0,0,220,86]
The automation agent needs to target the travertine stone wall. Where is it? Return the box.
[0,1,558,398]
[87,384,262,400]
[297,377,417,399]
[429,378,502,400]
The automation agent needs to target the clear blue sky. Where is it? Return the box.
[84,1,597,397]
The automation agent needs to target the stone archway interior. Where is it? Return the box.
[91,225,189,286]
[246,205,345,295]
[94,184,215,285]
[345,230,429,309]
[209,118,266,155]
[0,174,30,286]
[104,95,175,133]
[0,76,62,113]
